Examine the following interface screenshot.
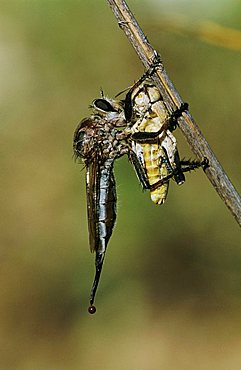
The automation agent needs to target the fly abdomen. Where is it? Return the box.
[142,143,169,205]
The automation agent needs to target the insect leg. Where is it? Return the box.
[131,129,166,142]
[180,157,209,172]
[123,55,163,121]
[130,101,188,143]
[150,157,208,191]
[128,149,151,190]
[167,103,189,132]
[171,149,185,185]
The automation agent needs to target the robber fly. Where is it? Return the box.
[123,75,207,204]
[73,96,131,313]
[73,93,156,313]
[73,95,150,313]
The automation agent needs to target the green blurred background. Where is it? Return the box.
[0,0,240,369]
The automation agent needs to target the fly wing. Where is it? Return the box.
[86,158,100,253]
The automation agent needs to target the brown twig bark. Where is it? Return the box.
[106,0,241,226]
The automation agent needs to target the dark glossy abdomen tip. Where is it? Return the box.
[88,305,97,314]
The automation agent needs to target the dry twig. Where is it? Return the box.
[107,0,241,226]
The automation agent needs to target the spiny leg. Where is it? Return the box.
[150,158,208,191]
[180,157,209,171]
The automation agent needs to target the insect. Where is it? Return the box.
[124,76,206,204]
[73,71,207,313]
[73,96,132,313]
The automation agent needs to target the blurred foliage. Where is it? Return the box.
[0,0,240,369]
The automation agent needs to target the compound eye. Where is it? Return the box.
[93,99,116,112]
